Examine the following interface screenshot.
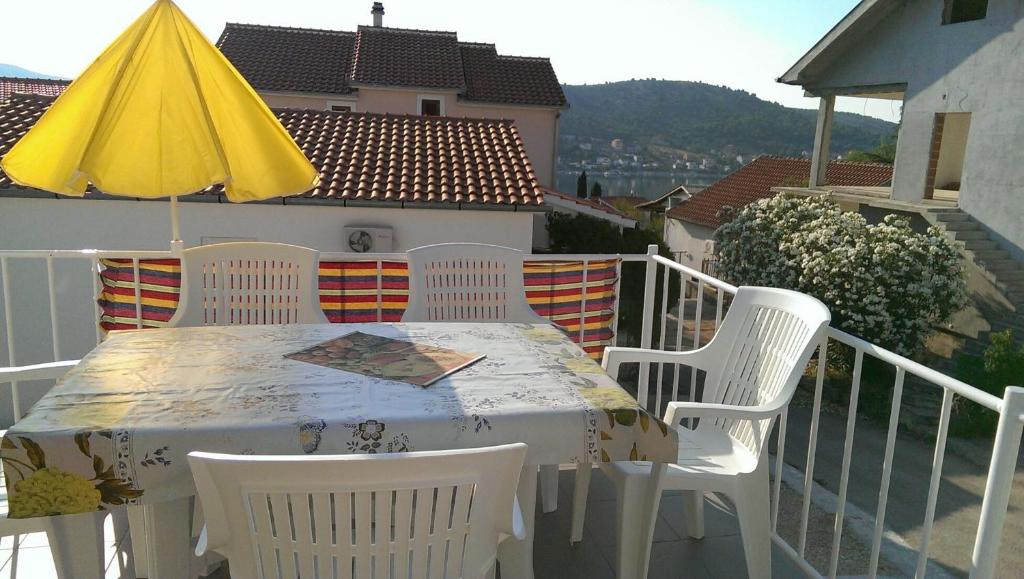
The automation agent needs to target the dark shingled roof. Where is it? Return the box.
[216,24,356,95]
[351,26,465,89]
[665,156,893,227]
[0,93,543,207]
[216,23,566,107]
[0,77,69,103]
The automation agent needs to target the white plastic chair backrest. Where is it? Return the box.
[402,243,547,323]
[0,360,78,424]
[188,443,528,579]
[696,287,830,459]
[168,242,328,327]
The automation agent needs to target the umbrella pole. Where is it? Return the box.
[170,196,183,256]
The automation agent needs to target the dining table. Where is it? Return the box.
[1,321,678,579]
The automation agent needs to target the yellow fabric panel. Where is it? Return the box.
[0,0,317,201]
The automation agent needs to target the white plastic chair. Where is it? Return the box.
[168,241,329,327]
[0,361,132,579]
[570,287,830,579]
[402,243,565,514]
[189,443,528,579]
[402,243,547,324]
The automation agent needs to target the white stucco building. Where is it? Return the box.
[779,0,1024,260]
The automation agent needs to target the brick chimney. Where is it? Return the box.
[371,2,384,27]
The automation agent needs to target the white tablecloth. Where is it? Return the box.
[2,322,676,517]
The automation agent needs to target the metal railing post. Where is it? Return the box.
[636,244,659,405]
[970,386,1024,579]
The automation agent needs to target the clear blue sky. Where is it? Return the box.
[0,0,901,122]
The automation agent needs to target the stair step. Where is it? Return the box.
[963,239,1000,251]
[951,230,989,240]
[973,249,1012,262]
[942,220,981,231]
[978,258,1023,272]
[935,211,972,222]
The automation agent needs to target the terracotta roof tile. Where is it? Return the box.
[542,188,634,220]
[665,156,893,227]
[351,26,464,89]
[0,77,68,103]
[216,23,565,107]
[0,93,543,208]
[216,23,355,95]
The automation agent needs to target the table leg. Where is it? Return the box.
[143,496,193,579]
[128,505,149,577]
[46,511,106,579]
[539,464,559,513]
[636,463,667,579]
[498,464,538,579]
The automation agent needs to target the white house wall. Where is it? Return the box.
[664,218,716,271]
[799,0,1024,258]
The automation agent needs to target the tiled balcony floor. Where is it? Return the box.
[1,469,806,578]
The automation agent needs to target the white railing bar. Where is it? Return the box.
[828,349,865,578]
[690,281,704,404]
[652,254,738,292]
[46,256,61,361]
[671,271,685,405]
[715,287,724,331]
[1,256,21,420]
[577,259,589,345]
[0,249,174,259]
[826,328,1002,412]
[868,367,906,578]
[772,408,788,533]
[799,336,828,556]
[655,263,670,413]
[772,533,825,579]
[917,388,953,578]
[131,258,143,330]
[610,259,622,344]
[970,386,1024,579]
[91,256,102,345]
[636,245,660,407]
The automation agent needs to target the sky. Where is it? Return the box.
[0,0,903,123]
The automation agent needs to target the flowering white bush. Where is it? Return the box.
[713,195,966,355]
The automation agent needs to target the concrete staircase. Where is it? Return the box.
[922,207,1024,355]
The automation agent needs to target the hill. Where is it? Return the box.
[0,64,62,79]
[560,80,895,161]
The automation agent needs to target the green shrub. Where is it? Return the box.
[953,330,1024,436]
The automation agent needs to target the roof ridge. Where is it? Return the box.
[0,76,69,84]
[275,106,518,126]
[222,22,356,36]
[494,54,552,62]
[356,25,458,37]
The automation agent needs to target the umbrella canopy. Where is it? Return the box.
[0,0,318,203]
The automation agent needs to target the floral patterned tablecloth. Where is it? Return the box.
[1,323,677,518]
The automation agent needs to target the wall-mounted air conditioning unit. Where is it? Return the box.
[343,225,394,253]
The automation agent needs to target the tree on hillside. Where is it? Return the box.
[577,171,588,198]
[590,181,603,198]
[845,134,897,164]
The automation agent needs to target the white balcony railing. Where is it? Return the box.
[0,245,1021,578]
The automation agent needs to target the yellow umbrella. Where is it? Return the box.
[0,0,319,251]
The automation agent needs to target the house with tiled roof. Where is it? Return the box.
[0,84,544,253]
[663,156,892,272]
[216,3,567,188]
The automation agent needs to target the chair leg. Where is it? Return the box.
[46,511,107,579]
[539,464,559,513]
[733,477,772,579]
[127,505,149,578]
[680,490,705,539]
[110,508,136,579]
[570,462,592,544]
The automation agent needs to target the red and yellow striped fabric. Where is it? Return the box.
[98,258,620,358]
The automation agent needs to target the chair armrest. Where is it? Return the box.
[601,347,713,380]
[0,360,80,382]
[663,400,782,426]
